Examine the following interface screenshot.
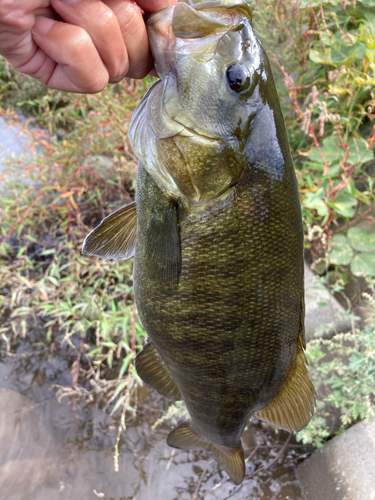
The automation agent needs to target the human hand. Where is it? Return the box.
[0,0,177,93]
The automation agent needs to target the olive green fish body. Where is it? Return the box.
[82,0,315,484]
[134,155,303,450]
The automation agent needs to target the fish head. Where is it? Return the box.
[147,0,262,144]
[129,0,279,206]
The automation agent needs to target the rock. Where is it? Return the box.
[304,262,353,342]
[83,154,114,174]
[297,420,375,500]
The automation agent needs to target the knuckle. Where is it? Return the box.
[80,67,109,94]
[116,2,138,29]
[110,56,129,83]
[90,75,108,93]
[70,28,93,60]
[97,5,115,27]
[127,67,149,80]
[0,3,31,32]
[109,75,123,84]
[126,58,153,80]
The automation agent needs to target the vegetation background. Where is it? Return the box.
[0,0,374,454]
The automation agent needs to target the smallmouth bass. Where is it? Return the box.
[83,0,315,485]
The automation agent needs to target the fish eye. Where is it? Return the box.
[226,64,251,93]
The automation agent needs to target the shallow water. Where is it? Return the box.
[0,328,309,500]
[0,116,28,172]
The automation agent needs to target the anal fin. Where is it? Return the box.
[82,202,137,260]
[254,333,316,433]
[135,343,181,401]
[167,421,245,485]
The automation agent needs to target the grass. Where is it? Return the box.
[0,78,153,419]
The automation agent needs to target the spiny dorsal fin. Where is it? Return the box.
[145,206,181,287]
[254,332,316,433]
[167,421,245,485]
[135,343,181,401]
[82,202,137,260]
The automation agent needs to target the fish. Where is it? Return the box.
[82,0,315,485]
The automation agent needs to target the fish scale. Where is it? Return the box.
[134,159,302,443]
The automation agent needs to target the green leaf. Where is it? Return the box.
[110,395,126,415]
[300,0,316,7]
[307,135,344,166]
[365,12,375,33]
[330,41,366,66]
[330,194,357,218]
[347,227,375,252]
[329,234,354,265]
[309,48,332,65]
[101,341,116,349]
[86,347,100,357]
[351,253,375,277]
[113,380,128,400]
[347,137,373,165]
[119,353,134,379]
[303,188,328,216]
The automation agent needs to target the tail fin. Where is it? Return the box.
[167,421,245,485]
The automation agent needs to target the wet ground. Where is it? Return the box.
[0,327,311,500]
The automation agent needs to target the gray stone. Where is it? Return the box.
[297,420,375,500]
[83,154,114,174]
[304,262,353,342]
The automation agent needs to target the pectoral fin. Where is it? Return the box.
[145,205,181,287]
[135,343,181,401]
[82,202,137,260]
[167,421,245,485]
[254,332,316,433]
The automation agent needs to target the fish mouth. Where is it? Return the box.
[185,0,252,19]
[147,0,252,42]
[171,0,252,39]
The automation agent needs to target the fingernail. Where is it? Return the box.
[58,0,81,3]
[32,17,57,37]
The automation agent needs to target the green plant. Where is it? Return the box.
[257,0,374,240]
[151,401,189,430]
[329,227,375,276]
[298,318,375,447]
[0,76,158,409]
